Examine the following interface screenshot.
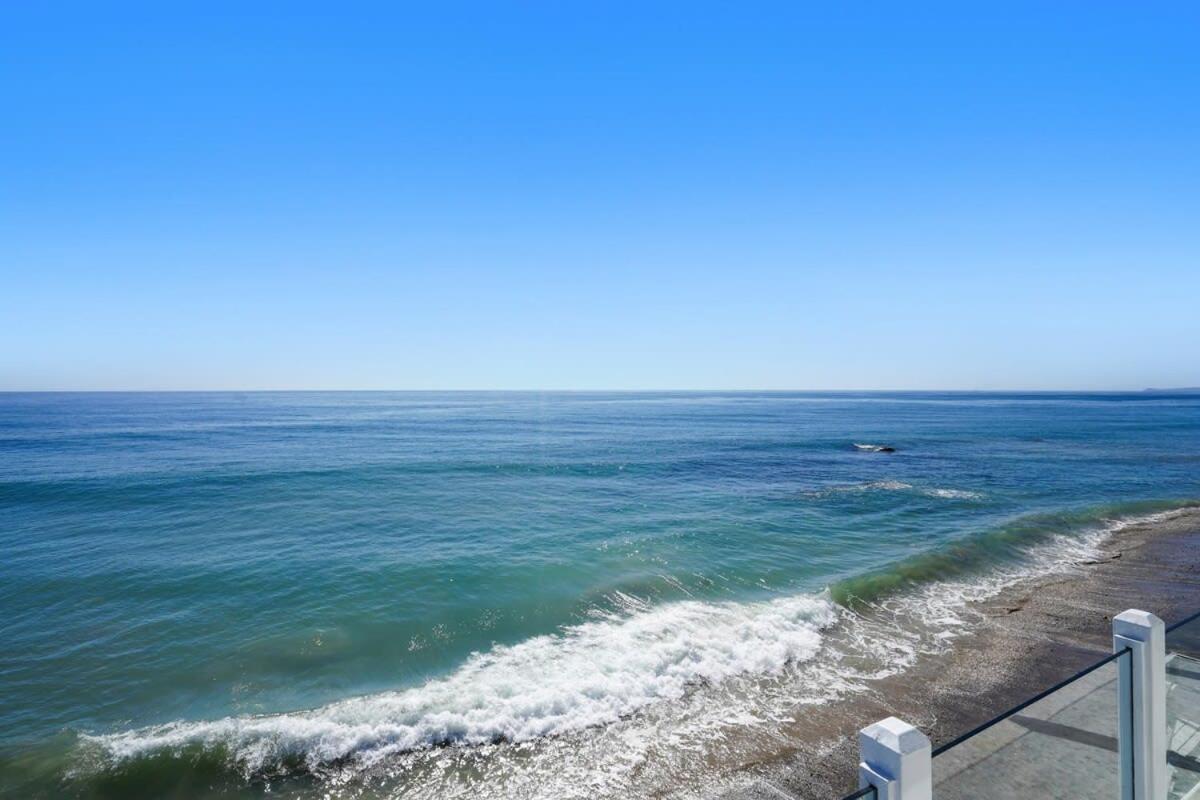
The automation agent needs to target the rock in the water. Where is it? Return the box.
[852,443,897,453]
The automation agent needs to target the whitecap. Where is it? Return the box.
[85,592,840,774]
[922,487,984,500]
[81,507,1196,793]
[874,507,1195,635]
[808,481,982,500]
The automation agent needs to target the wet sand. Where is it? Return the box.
[710,507,1200,799]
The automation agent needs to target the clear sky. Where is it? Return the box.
[2,3,1198,391]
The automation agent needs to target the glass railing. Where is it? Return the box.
[930,647,1129,799]
[1166,610,1200,800]
[839,608,1200,799]
[841,784,878,800]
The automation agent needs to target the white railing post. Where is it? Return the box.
[859,716,933,800]
[1113,609,1167,800]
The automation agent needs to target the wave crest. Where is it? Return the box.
[807,480,983,500]
[79,504,1200,791]
[84,593,839,774]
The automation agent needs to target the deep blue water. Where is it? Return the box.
[1,391,1197,798]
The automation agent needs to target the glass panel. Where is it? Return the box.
[932,651,1125,799]
[841,785,877,800]
[1166,613,1200,800]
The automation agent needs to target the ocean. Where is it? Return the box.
[1,391,1198,799]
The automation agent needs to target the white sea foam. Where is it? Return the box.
[811,480,983,501]
[82,507,1195,790]
[85,592,840,773]
[827,479,913,492]
[876,507,1194,635]
[866,479,912,491]
[923,487,984,500]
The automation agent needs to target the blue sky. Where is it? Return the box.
[2,3,1198,390]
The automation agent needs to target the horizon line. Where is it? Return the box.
[2,387,1197,395]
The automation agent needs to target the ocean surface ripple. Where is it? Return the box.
[1,391,1198,798]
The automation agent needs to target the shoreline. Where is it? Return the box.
[709,506,1200,799]
[14,507,1200,800]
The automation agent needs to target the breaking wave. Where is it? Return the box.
[832,503,1197,609]
[807,480,984,501]
[83,592,840,775]
[74,503,1199,790]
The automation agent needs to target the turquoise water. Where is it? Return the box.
[1,391,1198,798]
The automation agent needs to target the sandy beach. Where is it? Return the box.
[711,506,1200,799]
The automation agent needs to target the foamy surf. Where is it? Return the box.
[84,592,841,774]
[807,480,984,501]
[853,507,1197,633]
[78,506,1197,794]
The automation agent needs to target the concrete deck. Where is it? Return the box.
[929,651,1200,800]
